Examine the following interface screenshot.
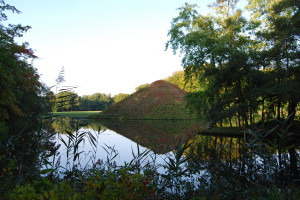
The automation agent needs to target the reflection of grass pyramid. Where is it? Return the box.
[101,120,202,154]
[103,80,193,119]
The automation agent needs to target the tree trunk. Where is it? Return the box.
[243,114,249,127]
[277,101,281,120]
[261,98,265,125]
[249,107,253,125]
[288,100,297,123]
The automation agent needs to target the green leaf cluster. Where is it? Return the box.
[0,2,49,122]
[166,0,300,127]
[79,93,113,111]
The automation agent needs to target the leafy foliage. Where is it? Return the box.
[164,70,201,92]
[0,1,48,121]
[135,83,150,91]
[78,93,113,111]
[166,0,300,127]
[51,92,113,112]
[53,91,79,112]
[113,93,130,103]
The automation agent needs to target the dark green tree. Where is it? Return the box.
[166,0,299,126]
[166,1,258,126]
[0,1,47,121]
[78,93,113,111]
[247,0,300,122]
[54,91,79,112]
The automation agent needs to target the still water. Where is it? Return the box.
[45,117,300,198]
[49,118,204,172]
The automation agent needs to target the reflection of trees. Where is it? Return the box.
[81,120,107,132]
[188,134,300,196]
[51,117,78,134]
[192,135,242,163]
[0,119,56,193]
[51,118,108,134]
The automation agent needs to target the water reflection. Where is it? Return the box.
[3,117,299,199]
[193,135,243,162]
[50,118,203,170]
[189,133,300,191]
[100,120,203,154]
[52,118,204,151]
[49,117,299,191]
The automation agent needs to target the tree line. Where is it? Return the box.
[51,80,152,112]
[166,0,299,127]
[51,91,131,112]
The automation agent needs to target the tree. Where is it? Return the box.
[165,70,201,92]
[135,83,149,91]
[0,1,47,121]
[54,91,79,112]
[113,93,130,104]
[78,93,113,111]
[166,0,299,126]
[247,0,300,121]
[166,1,256,126]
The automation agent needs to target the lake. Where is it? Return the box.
[48,117,205,173]
[2,116,297,199]
[41,117,299,199]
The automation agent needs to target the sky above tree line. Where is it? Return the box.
[6,0,246,95]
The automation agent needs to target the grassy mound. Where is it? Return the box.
[102,80,194,119]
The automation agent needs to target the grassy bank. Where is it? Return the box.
[51,111,101,118]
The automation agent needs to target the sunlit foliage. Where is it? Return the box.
[113,93,130,103]
[166,0,300,126]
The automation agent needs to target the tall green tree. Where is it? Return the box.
[0,1,47,121]
[247,0,300,121]
[54,91,79,112]
[166,0,299,126]
[166,1,256,126]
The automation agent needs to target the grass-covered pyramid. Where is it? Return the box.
[102,80,194,119]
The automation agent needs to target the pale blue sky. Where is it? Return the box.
[6,0,246,95]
